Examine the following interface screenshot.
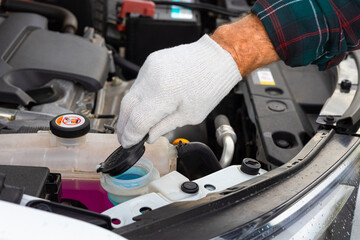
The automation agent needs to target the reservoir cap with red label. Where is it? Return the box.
[50,113,90,138]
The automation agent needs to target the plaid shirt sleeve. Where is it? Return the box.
[251,0,360,70]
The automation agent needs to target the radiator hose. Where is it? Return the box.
[0,0,78,34]
[176,142,222,173]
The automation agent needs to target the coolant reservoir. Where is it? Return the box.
[0,114,177,180]
[100,157,160,204]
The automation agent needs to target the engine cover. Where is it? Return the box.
[0,13,109,105]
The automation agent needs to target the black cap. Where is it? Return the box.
[181,181,199,194]
[97,135,148,176]
[340,79,352,92]
[241,158,261,175]
[50,113,90,138]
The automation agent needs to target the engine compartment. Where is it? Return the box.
[0,0,345,234]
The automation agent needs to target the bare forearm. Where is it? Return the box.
[211,14,279,76]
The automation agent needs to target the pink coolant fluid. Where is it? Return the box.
[62,179,114,213]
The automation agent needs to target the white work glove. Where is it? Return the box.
[117,34,242,148]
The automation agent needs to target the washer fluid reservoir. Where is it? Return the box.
[100,157,160,204]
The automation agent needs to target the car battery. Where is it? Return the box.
[124,0,202,78]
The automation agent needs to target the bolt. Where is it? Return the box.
[325,115,335,123]
[275,139,290,148]
[111,76,123,86]
[340,79,352,92]
[34,203,52,212]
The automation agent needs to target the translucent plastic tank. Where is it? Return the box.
[0,132,177,180]
[101,157,160,204]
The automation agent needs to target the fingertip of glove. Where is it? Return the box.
[119,135,136,149]
[120,125,148,149]
[117,132,131,148]
[147,133,159,145]
[117,131,122,145]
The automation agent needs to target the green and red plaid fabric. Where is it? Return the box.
[251,0,360,70]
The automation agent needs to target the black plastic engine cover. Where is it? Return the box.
[0,13,109,105]
[245,62,336,168]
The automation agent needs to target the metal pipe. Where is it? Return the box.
[0,107,16,120]
[214,115,237,168]
[1,0,78,34]
[219,135,235,168]
[15,110,54,121]
[0,107,56,121]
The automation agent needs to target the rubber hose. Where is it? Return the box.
[113,54,141,77]
[106,44,141,77]
[1,0,78,34]
[176,142,222,173]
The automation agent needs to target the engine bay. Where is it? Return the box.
[0,0,351,235]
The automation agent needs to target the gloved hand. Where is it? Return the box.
[117,34,242,148]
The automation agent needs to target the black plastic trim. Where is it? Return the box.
[26,200,113,229]
[0,173,24,203]
[337,52,360,133]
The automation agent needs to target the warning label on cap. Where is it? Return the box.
[55,114,85,128]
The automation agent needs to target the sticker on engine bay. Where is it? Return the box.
[55,114,85,128]
[254,69,276,86]
[171,0,193,19]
